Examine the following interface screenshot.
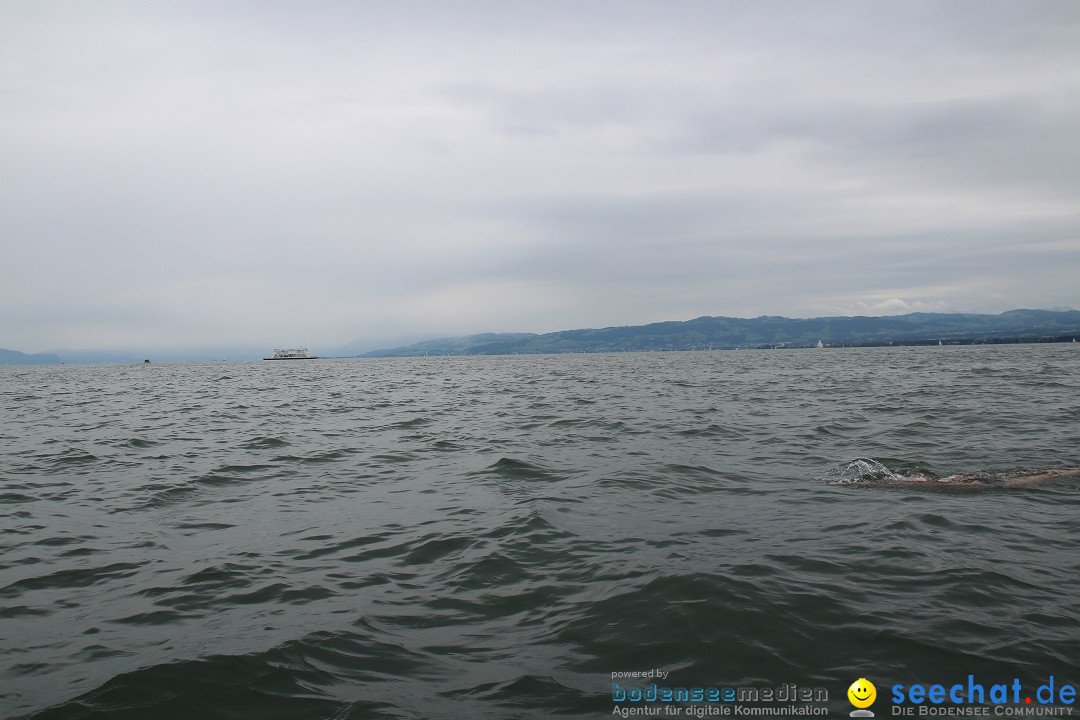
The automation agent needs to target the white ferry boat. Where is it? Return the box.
[263,348,319,360]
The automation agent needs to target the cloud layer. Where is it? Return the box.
[2,0,1078,353]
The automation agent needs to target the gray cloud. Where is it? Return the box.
[1,0,1078,353]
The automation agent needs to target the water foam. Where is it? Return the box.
[823,458,900,485]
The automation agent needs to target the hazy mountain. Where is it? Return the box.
[39,347,269,364]
[0,348,64,365]
[324,333,452,358]
[360,333,538,358]
[358,310,1080,357]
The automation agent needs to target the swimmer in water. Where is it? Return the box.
[828,463,1080,487]
[943,468,1080,486]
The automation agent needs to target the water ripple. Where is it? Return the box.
[2,346,1078,718]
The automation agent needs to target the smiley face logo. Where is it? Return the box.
[848,678,877,709]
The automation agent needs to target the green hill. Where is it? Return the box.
[359,309,1080,357]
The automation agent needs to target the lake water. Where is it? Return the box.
[2,345,1079,719]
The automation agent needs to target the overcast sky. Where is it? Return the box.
[2,0,1079,353]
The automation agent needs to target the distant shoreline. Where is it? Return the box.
[2,338,1078,365]
[4,309,1079,364]
[358,309,1080,357]
[357,335,1080,357]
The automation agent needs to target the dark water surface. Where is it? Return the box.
[2,346,1079,719]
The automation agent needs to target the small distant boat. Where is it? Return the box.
[816,339,824,349]
[263,348,319,360]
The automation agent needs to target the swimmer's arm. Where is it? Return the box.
[1002,468,1080,486]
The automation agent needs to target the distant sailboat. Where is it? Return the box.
[816,339,824,349]
[938,340,943,346]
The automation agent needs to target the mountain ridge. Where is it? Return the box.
[358,309,1080,357]
[0,348,64,365]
